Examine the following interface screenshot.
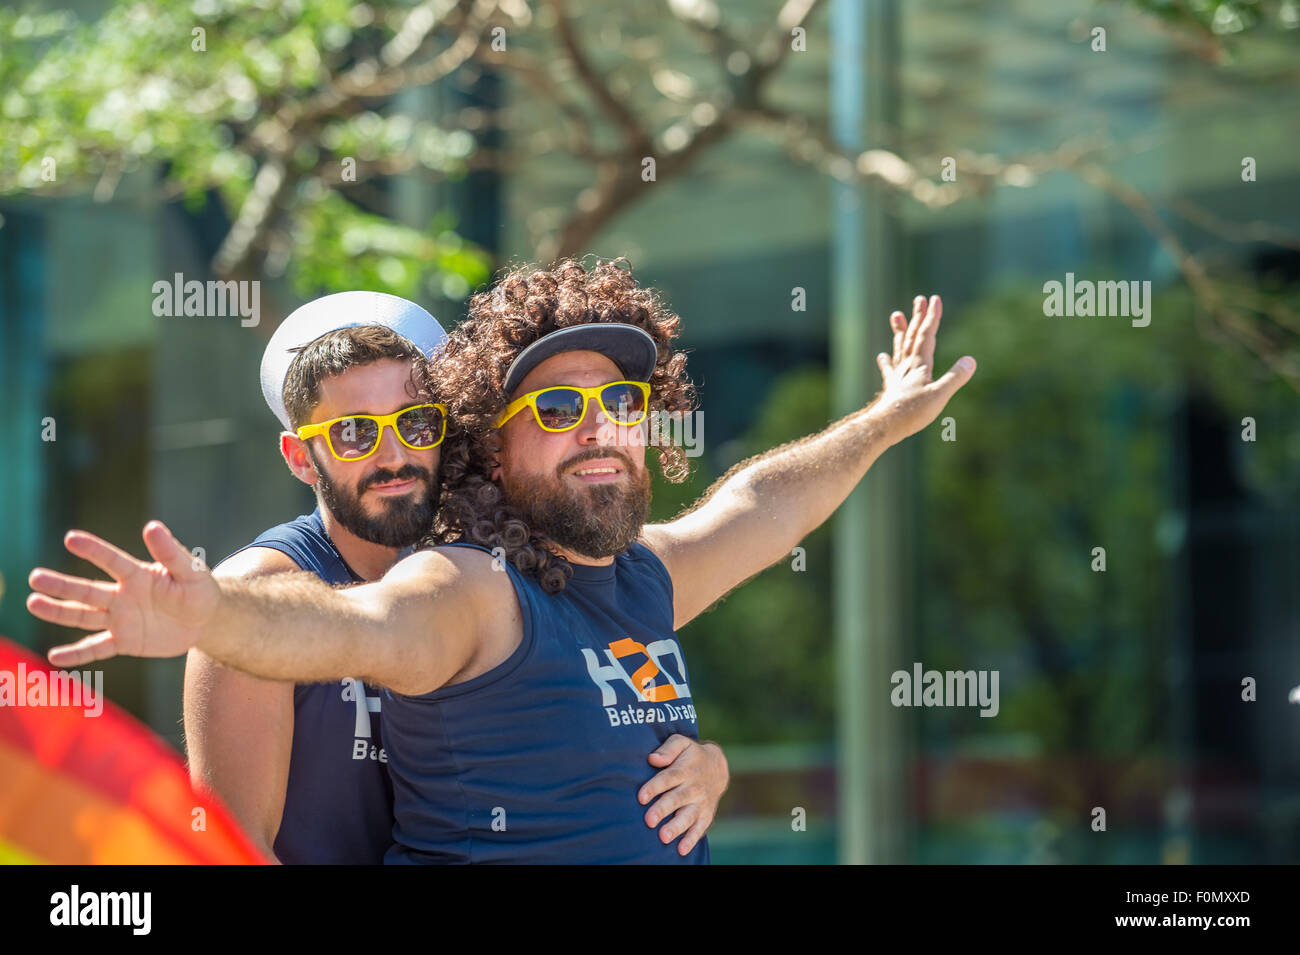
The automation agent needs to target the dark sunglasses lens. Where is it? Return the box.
[396,406,444,447]
[534,389,584,430]
[329,417,379,458]
[600,384,645,423]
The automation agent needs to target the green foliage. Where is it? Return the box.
[1120,0,1300,36]
[292,190,491,300]
[667,367,837,745]
[672,279,1299,758]
[0,0,490,298]
[925,280,1298,762]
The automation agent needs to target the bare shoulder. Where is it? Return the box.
[212,546,302,580]
[384,544,504,590]
[383,545,519,620]
[636,525,681,567]
[378,544,525,689]
[636,524,674,552]
[393,543,498,573]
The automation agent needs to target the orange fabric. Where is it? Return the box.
[0,638,266,864]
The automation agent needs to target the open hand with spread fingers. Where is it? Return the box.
[872,294,976,442]
[27,520,221,668]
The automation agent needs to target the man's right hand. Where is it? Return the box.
[27,520,220,667]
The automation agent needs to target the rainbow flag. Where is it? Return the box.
[0,638,266,864]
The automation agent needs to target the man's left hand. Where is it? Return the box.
[638,735,730,856]
[872,294,976,443]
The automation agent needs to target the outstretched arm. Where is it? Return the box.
[27,521,491,696]
[183,546,306,865]
[641,294,975,629]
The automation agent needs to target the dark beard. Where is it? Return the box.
[503,450,651,559]
[308,447,438,548]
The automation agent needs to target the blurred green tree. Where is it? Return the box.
[4,0,1295,381]
[673,279,1299,756]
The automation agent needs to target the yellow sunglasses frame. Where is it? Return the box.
[296,402,448,461]
[493,381,651,432]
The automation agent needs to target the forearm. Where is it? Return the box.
[704,399,901,552]
[645,294,970,629]
[649,400,904,626]
[197,571,391,684]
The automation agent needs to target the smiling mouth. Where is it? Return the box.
[568,463,624,482]
[368,477,420,494]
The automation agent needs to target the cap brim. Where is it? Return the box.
[502,324,659,396]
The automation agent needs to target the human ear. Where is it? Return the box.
[280,433,319,486]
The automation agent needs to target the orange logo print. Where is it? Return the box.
[606,638,678,702]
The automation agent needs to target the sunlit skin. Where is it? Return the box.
[25,349,732,857]
[280,358,440,580]
[493,350,648,566]
[27,294,971,856]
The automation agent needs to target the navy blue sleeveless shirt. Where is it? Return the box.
[381,540,709,864]
[220,509,395,864]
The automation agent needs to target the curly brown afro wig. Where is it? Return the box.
[420,256,697,593]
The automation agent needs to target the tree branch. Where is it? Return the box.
[1075,161,1300,393]
[548,0,651,152]
[213,0,498,276]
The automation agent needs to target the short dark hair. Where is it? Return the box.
[282,325,426,429]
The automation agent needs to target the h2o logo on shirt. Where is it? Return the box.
[341,678,387,762]
[581,637,692,706]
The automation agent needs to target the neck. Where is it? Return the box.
[318,506,405,581]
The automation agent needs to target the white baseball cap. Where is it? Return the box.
[260,290,447,431]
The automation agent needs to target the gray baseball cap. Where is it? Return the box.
[502,323,659,396]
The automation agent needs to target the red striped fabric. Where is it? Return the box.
[0,638,266,864]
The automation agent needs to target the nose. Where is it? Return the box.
[370,421,412,467]
[572,395,618,447]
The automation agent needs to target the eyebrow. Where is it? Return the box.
[320,401,421,420]
[522,377,627,394]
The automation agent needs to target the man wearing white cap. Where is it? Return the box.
[30,258,976,862]
[183,291,449,864]
[179,290,729,864]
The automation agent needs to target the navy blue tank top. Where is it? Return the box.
[381,541,709,864]
[221,509,395,864]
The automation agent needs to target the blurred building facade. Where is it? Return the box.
[3,0,1298,863]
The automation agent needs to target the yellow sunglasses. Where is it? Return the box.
[296,402,448,461]
[494,381,651,432]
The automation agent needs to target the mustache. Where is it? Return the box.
[557,448,636,478]
[359,463,433,493]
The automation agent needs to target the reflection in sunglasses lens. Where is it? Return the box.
[397,406,443,447]
[330,417,380,457]
[535,389,584,430]
[601,384,644,423]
